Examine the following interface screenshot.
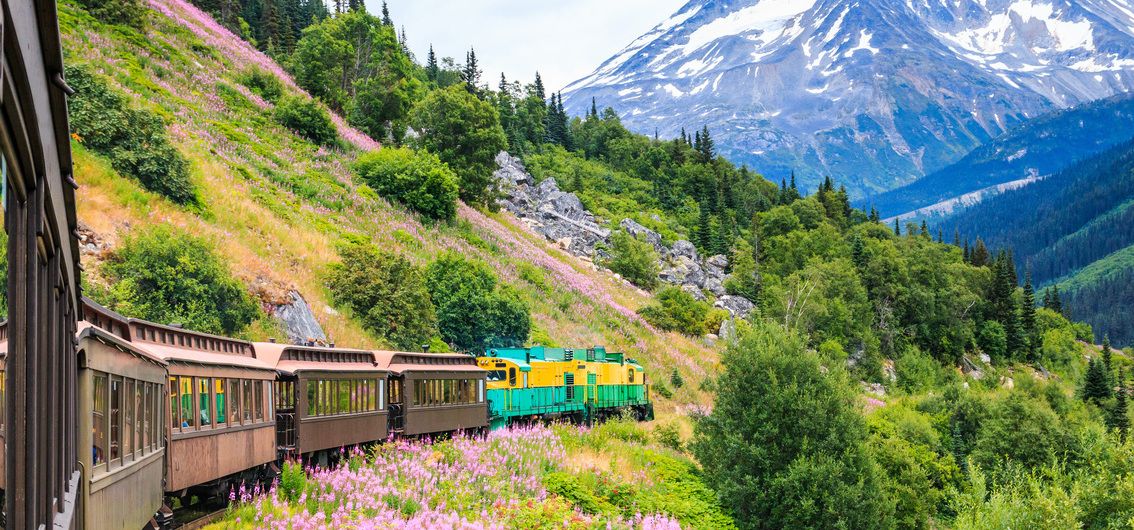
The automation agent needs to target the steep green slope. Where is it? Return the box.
[866,93,1134,218]
[939,139,1134,345]
[61,0,717,415]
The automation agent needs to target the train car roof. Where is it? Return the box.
[125,318,275,373]
[373,350,485,375]
[253,342,387,375]
[77,321,167,368]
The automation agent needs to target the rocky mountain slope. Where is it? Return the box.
[867,91,1134,219]
[562,0,1134,197]
[62,0,717,415]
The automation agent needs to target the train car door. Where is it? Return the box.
[274,377,297,459]
[387,376,404,434]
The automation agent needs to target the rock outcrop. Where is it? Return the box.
[494,151,756,325]
[273,291,328,346]
[494,152,610,258]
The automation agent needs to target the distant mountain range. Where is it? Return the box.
[938,138,1134,346]
[866,91,1134,219]
[562,0,1134,198]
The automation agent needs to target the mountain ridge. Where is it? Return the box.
[562,0,1134,197]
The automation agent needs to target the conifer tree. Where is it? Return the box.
[533,72,546,102]
[1021,270,1038,361]
[426,45,439,83]
[920,220,929,238]
[1103,336,1113,382]
[971,239,989,267]
[590,97,598,120]
[869,207,879,222]
[1083,358,1112,402]
[1113,368,1129,438]
[953,229,961,248]
[381,0,391,24]
[463,48,481,94]
[893,218,901,236]
[1050,285,1064,315]
[851,235,866,269]
[963,240,971,263]
[699,125,715,161]
[556,92,573,150]
[1042,287,1053,309]
[696,205,713,252]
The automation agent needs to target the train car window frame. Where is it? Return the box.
[243,379,254,423]
[478,379,484,403]
[93,372,108,468]
[0,368,5,432]
[228,378,241,425]
[255,380,265,421]
[124,379,135,460]
[142,383,151,450]
[110,376,122,464]
[306,380,317,417]
[508,368,517,387]
[215,378,227,426]
[197,377,212,429]
[180,376,194,430]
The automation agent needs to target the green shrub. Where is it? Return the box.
[724,238,760,300]
[425,251,530,351]
[895,346,944,394]
[236,68,284,103]
[325,241,438,350]
[638,286,710,336]
[66,64,196,204]
[351,147,459,221]
[654,422,683,452]
[542,472,610,515]
[102,226,259,335]
[278,460,307,502]
[274,95,337,145]
[652,381,673,399]
[600,230,659,290]
[670,369,685,389]
[77,0,147,26]
[978,320,1008,362]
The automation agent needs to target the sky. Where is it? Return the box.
[371,0,687,92]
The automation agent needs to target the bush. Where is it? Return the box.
[77,0,147,26]
[425,251,530,351]
[693,322,893,528]
[325,241,438,350]
[600,230,659,290]
[236,68,284,103]
[895,346,944,394]
[409,85,507,206]
[654,422,683,452]
[670,369,685,389]
[352,147,459,221]
[652,381,673,399]
[274,95,337,145]
[978,320,1008,362]
[103,226,259,335]
[638,287,710,336]
[724,238,760,300]
[66,64,196,204]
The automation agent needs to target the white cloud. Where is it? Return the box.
[373,0,687,91]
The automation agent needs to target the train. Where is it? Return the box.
[0,297,652,529]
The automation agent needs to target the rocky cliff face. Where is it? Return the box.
[562,0,1134,197]
[495,152,755,320]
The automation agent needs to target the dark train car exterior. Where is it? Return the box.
[374,351,488,437]
[128,320,277,495]
[255,343,388,459]
[77,316,167,530]
[2,0,84,526]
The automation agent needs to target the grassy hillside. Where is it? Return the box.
[61,0,716,417]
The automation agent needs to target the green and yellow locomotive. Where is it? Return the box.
[477,346,653,429]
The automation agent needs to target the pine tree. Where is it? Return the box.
[590,97,598,120]
[1021,270,1038,361]
[1103,336,1113,383]
[971,239,990,267]
[556,92,572,150]
[712,209,733,256]
[869,207,879,222]
[1083,358,1112,402]
[426,45,439,83]
[920,220,929,238]
[953,229,961,248]
[893,218,901,236]
[851,234,866,269]
[381,0,391,24]
[1050,285,1064,315]
[1042,287,1053,309]
[533,72,546,102]
[696,205,713,251]
[963,240,971,263]
[699,125,715,161]
[1113,368,1129,438]
[463,48,481,93]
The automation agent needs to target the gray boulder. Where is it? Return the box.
[704,277,726,297]
[714,295,755,319]
[619,218,665,254]
[705,254,729,278]
[274,291,327,345]
[671,240,698,261]
[681,284,707,302]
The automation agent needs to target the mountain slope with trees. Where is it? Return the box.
[939,139,1134,346]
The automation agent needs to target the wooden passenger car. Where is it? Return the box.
[129,320,277,495]
[76,301,167,529]
[255,343,388,459]
[374,351,488,437]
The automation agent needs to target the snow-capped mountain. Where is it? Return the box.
[561,0,1134,197]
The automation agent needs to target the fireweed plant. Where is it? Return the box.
[221,425,688,529]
